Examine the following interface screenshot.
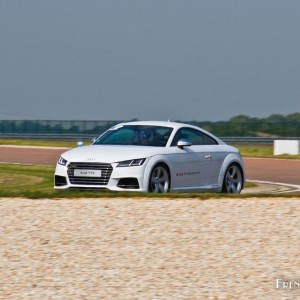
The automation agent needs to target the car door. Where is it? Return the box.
[202,134,226,185]
[170,128,214,189]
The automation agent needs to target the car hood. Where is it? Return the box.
[61,145,170,164]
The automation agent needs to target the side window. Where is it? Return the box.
[203,133,218,145]
[171,128,218,146]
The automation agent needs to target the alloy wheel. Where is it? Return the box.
[223,164,243,194]
[149,165,169,193]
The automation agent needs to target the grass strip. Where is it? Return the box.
[0,164,298,199]
[232,144,300,159]
[0,139,76,148]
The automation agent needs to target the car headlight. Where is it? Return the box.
[117,158,146,167]
[58,156,68,166]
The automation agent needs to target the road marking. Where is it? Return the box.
[248,180,300,194]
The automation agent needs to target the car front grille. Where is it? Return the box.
[67,162,113,186]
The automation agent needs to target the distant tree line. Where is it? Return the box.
[0,113,299,137]
[187,113,300,137]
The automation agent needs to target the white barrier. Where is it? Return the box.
[274,140,299,155]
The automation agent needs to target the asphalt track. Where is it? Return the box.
[0,146,299,186]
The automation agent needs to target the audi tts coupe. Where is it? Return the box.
[54,121,245,193]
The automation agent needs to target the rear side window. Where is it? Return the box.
[171,128,218,146]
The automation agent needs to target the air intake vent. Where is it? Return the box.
[117,178,139,189]
[55,175,67,186]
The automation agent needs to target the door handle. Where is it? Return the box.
[205,154,212,160]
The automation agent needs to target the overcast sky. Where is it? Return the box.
[0,1,299,121]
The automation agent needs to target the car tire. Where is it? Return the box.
[149,164,170,193]
[222,163,243,194]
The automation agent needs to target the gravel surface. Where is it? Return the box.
[1,198,300,299]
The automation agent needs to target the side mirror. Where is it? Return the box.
[91,137,97,144]
[177,138,192,149]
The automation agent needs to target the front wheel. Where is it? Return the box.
[222,164,243,194]
[149,164,170,193]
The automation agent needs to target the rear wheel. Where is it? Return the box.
[149,164,170,193]
[222,164,243,194]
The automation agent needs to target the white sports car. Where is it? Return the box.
[54,121,245,193]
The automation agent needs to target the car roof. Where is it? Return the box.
[119,120,191,129]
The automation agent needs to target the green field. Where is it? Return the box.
[0,139,77,148]
[232,144,300,159]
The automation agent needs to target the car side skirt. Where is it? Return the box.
[171,184,222,193]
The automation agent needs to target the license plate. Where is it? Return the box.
[74,169,102,177]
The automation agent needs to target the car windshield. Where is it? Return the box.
[93,125,173,147]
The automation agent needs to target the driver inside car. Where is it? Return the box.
[139,130,153,146]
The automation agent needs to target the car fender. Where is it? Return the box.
[218,153,245,188]
[143,154,173,191]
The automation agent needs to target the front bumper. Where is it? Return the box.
[54,161,149,192]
